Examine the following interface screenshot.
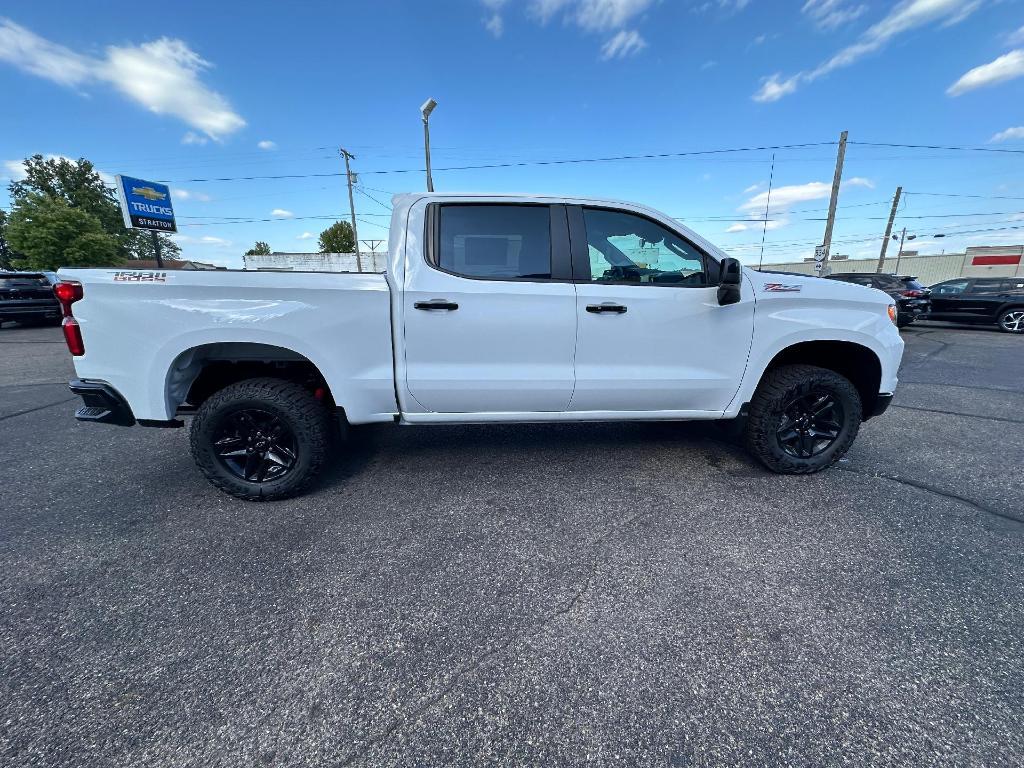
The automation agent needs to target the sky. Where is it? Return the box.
[2,0,1024,268]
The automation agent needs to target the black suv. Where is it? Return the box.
[926,277,1024,334]
[0,272,62,328]
[826,273,931,327]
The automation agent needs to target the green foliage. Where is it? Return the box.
[6,194,120,270]
[245,240,272,256]
[6,154,180,264]
[318,220,355,254]
[0,209,17,270]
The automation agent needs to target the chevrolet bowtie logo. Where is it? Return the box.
[132,186,167,201]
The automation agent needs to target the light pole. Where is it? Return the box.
[891,230,945,275]
[420,98,437,193]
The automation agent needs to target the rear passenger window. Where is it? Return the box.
[436,205,551,279]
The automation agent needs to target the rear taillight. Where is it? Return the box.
[53,281,83,317]
[54,281,85,355]
[62,318,85,356]
[901,289,923,297]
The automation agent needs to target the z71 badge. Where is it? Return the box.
[113,271,167,282]
[762,283,802,292]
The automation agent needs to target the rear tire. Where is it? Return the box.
[997,308,1024,334]
[744,364,862,474]
[190,377,330,501]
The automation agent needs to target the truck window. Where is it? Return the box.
[436,204,552,279]
[581,208,707,286]
[934,280,968,296]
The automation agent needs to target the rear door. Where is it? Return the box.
[928,279,970,318]
[959,279,1007,319]
[568,205,754,413]
[401,203,577,413]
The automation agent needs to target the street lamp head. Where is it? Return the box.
[906,234,916,240]
[421,98,438,120]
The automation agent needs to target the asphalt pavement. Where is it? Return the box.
[1,321,1022,767]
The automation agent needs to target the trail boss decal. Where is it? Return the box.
[113,271,167,282]
[763,283,802,293]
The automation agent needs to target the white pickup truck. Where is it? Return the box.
[57,193,903,500]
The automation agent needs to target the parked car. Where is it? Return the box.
[826,273,931,327]
[0,271,62,328]
[925,277,1024,333]
[55,193,904,499]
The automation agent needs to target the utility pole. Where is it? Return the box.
[339,148,362,272]
[894,227,907,275]
[875,185,902,273]
[819,129,848,276]
[360,239,385,270]
[151,230,163,269]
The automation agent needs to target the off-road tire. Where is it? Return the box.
[744,364,862,474]
[190,377,330,501]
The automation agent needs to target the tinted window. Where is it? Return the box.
[437,205,551,279]
[582,208,706,286]
[966,280,1007,296]
[934,280,969,296]
[901,278,926,291]
[0,276,49,288]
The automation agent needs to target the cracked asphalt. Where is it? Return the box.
[2,321,1022,767]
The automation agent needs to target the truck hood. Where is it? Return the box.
[747,268,893,306]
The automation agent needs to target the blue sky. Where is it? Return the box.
[2,0,1023,267]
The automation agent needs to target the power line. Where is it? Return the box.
[159,142,837,183]
[851,141,1024,156]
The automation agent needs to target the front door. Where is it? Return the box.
[402,202,577,413]
[568,206,754,413]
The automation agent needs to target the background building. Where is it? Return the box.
[758,245,1024,284]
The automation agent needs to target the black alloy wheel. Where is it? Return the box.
[775,390,845,459]
[212,408,298,482]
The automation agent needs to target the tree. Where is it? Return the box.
[6,194,119,270]
[245,241,272,256]
[7,155,180,262]
[0,209,17,270]
[318,221,355,253]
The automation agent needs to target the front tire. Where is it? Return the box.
[744,364,862,474]
[190,377,330,501]
[997,308,1024,334]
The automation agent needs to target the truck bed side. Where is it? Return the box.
[57,268,398,423]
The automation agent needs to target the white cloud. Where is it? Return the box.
[700,59,717,70]
[200,236,229,245]
[726,223,748,232]
[846,176,875,188]
[1007,26,1024,47]
[751,33,767,45]
[802,0,868,30]
[753,0,982,102]
[754,73,800,102]
[947,49,1024,96]
[484,13,504,36]
[296,232,315,240]
[991,126,1024,142]
[181,131,209,146]
[0,19,245,140]
[600,29,646,59]
[3,159,27,180]
[257,139,277,150]
[743,182,762,193]
[172,187,211,202]
[271,208,294,219]
[531,0,652,30]
[739,177,874,212]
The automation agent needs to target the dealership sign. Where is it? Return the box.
[115,175,177,232]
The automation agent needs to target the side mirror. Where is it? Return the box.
[717,257,742,306]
